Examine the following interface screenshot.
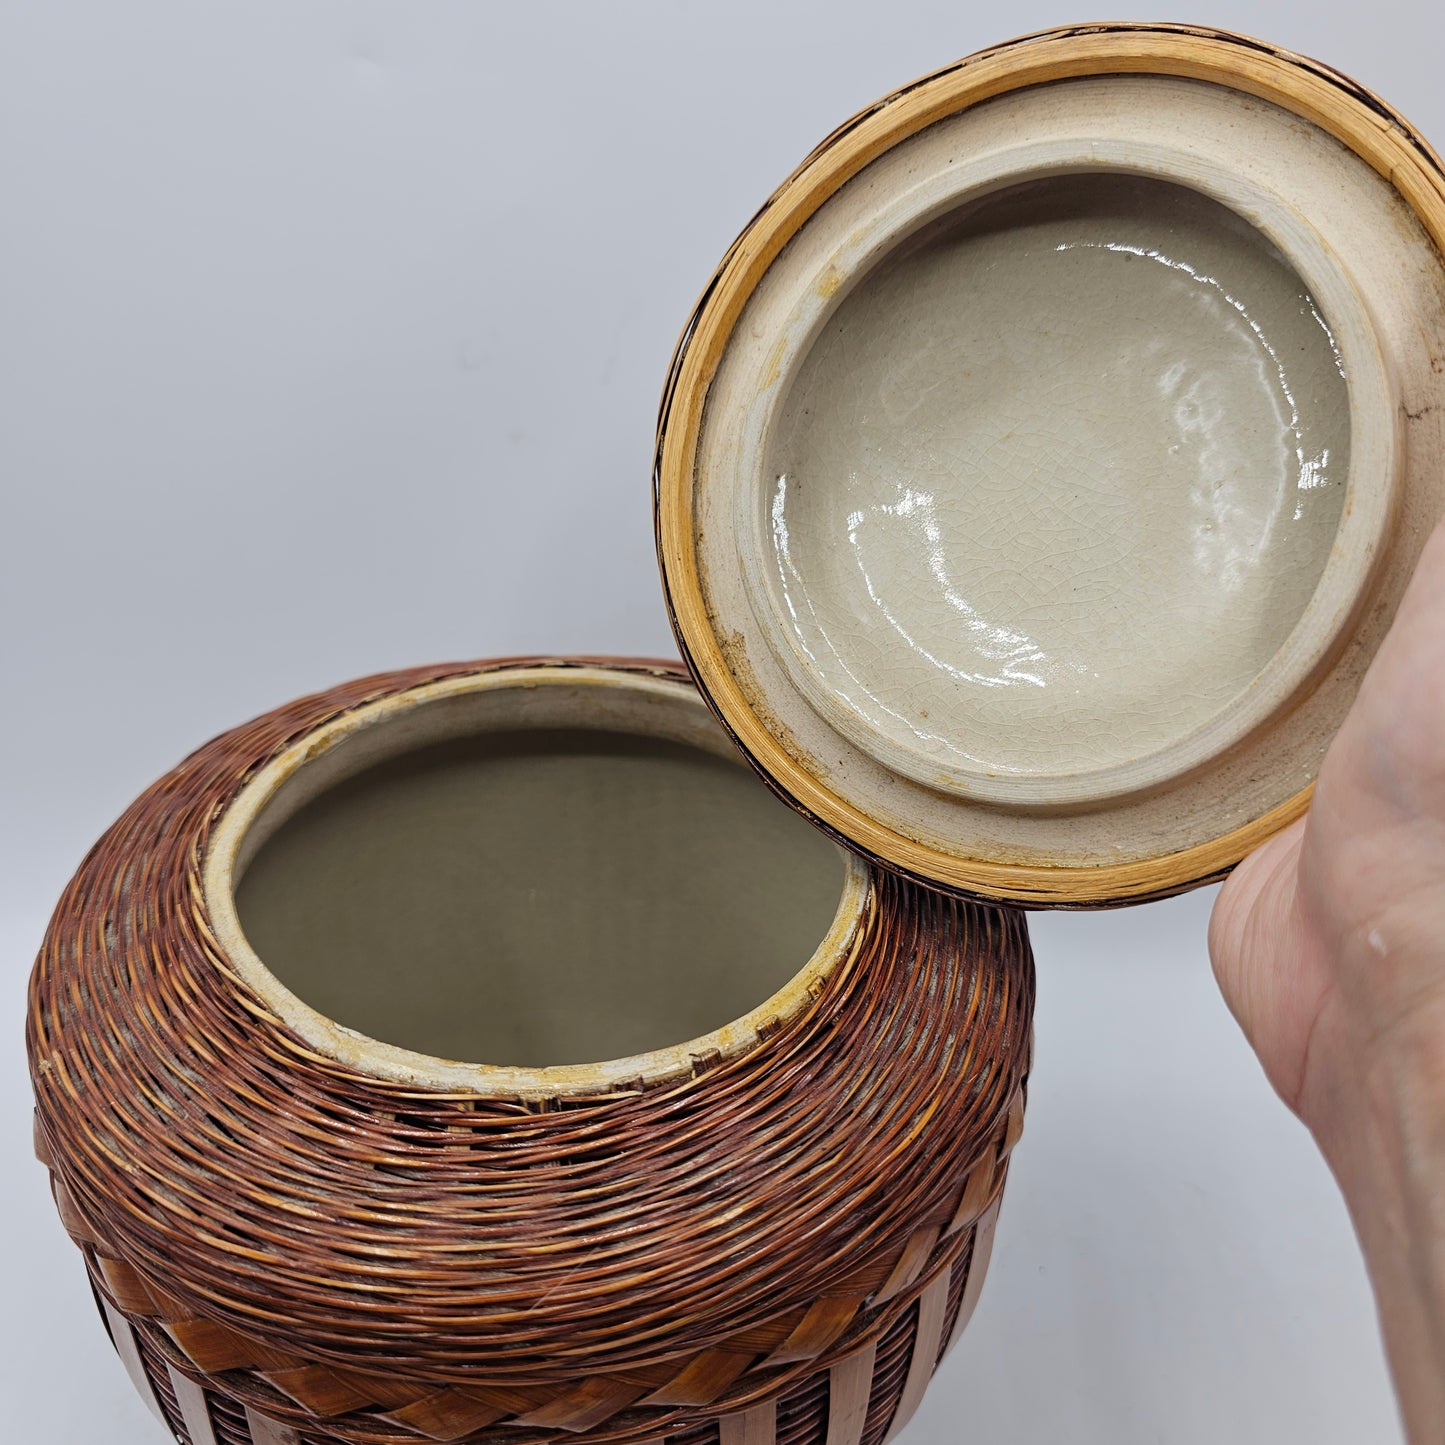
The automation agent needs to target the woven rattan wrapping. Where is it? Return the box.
[28,658,1034,1445]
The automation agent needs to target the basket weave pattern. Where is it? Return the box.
[28,658,1034,1445]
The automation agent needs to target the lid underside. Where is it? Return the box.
[655,26,1445,905]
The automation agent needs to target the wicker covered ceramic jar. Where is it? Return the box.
[28,19,1445,1445]
[30,658,1032,1445]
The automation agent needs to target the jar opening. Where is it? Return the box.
[205,670,864,1094]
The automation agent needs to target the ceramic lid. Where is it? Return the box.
[654,23,1445,905]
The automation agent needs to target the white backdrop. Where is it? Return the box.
[3,3,1430,1440]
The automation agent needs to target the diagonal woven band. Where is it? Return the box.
[45,1085,1022,1444]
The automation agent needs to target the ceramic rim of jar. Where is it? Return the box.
[203,665,871,1098]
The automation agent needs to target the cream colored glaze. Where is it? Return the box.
[766,173,1351,797]
[683,72,1440,875]
[205,670,866,1096]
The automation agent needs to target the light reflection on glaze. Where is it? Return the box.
[774,474,1052,687]
[1057,236,1342,587]
[764,173,1351,783]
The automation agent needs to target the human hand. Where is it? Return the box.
[1210,521,1445,1443]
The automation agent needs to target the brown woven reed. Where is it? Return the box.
[28,657,1034,1445]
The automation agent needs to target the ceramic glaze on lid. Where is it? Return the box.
[763,171,1360,807]
[655,25,1445,905]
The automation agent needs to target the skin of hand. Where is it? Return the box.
[1210,520,1445,1444]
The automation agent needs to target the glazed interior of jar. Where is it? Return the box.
[759,168,1376,806]
[211,671,855,1086]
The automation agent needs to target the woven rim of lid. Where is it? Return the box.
[654,22,1445,907]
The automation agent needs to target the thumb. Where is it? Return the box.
[1209,816,1320,1112]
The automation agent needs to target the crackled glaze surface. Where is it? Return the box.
[766,173,1350,795]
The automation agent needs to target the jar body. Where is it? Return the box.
[29,657,1033,1445]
